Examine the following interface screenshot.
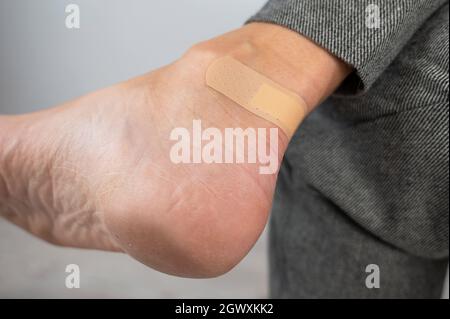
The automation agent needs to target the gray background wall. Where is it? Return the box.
[0,0,448,298]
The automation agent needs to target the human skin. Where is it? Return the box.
[0,23,351,277]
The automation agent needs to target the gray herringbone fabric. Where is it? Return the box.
[248,1,449,298]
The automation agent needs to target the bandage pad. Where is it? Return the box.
[206,56,307,138]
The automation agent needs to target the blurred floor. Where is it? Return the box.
[0,219,268,298]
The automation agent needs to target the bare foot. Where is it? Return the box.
[0,23,350,277]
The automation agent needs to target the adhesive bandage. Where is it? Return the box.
[206,56,307,138]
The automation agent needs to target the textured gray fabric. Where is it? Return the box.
[270,157,448,298]
[248,0,448,94]
[248,1,449,298]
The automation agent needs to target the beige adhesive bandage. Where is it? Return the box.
[206,56,307,138]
